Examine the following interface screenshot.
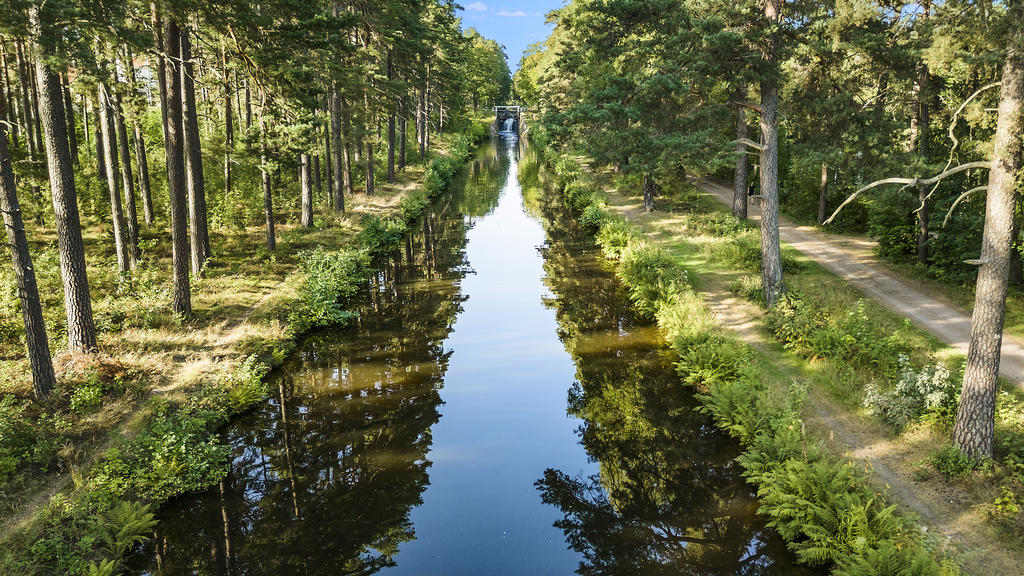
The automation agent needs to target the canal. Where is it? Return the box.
[128,138,806,575]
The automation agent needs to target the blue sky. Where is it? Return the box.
[458,1,564,71]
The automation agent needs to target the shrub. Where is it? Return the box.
[578,203,608,231]
[596,219,640,260]
[399,190,429,222]
[358,215,408,259]
[0,396,59,482]
[863,357,959,431]
[295,247,371,327]
[90,399,230,502]
[617,244,687,318]
[930,444,989,479]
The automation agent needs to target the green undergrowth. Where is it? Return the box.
[545,151,960,575]
[0,121,489,576]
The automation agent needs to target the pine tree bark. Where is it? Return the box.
[161,15,192,314]
[180,29,210,275]
[125,49,151,225]
[98,84,130,273]
[417,87,426,160]
[398,100,407,172]
[111,84,140,265]
[259,100,275,251]
[61,73,77,165]
[642,173,655,212]
[15,42,37,158]
[90,97,105,181]
[221,40,232,213]
[300,153,313,227]
[313,154,321,202]
[133,122,153,226]
[386,51,395,184]
[0,44,16,147]
[733,86,749,220]
[817,161,829,226]
[365,139,375,196]
[27,46,43,158]
[759,0,785,307]
[340,96,354,198]
[329,84,345,212]
[0,82,55,397]
[30,5,97,352]
[953,15,1024,459]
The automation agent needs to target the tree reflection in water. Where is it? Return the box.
[534,173,814,576]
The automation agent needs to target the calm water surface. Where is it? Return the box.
[128,139,808,575]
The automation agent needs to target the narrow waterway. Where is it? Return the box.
[129,138,807,575]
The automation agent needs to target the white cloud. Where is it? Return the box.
[466,2,488,11]
[496,9,526,17]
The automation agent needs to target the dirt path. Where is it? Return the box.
[605,190,1022,575]
[698,177,1024,386]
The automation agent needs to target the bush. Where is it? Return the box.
[0,397,59,482]
[399,190,430,222]
[295,246,371,327]
[358,215,408,259]
[767,295,913,376]
[863,357,959,431]
[617,244,688,318]
[90,399,230,502]
[578,203,608,231]
[596,219,640,260]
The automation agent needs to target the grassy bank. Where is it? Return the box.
[545,150,1024,574]
[0,118,490,576]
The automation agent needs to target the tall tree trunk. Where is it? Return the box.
[953,16,1024,459]
[90,97,105,181]
[417,87,426,160]
[365,139,375,196]
[817,161,829,226]
[340,96,354,198]
[259,100,275,251]
[911,4,932,266]
[133,121,153,225]
[180,29,210,275]
[244,80,251,130]
[398,100,406,172]
[222,40,232,215]
[642,173,655,212]
[161,15,192,314]
[98,84,130,273]
[61,73,77,165]
[914,65,931,265]
[16,42,37,158]
[0,44,16,147]
[0,81,55,397]
[329,84,345,212]
[423,75,431,153]
[28,47,44,156]
[300,153,313,227]
[313,154,321,201]
[386,51,395,184]
[732,86,749,220]
[759,0,785,307]
[30,5,97,353]
[111,84,140,265]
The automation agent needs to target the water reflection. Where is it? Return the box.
[534,167,813,575]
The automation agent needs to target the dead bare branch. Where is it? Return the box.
[824,161,991,225]
[943,186,989,227]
